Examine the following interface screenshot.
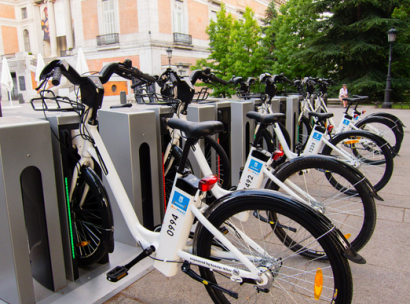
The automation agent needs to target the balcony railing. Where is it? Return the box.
[97,33,119,46]
[173,33,192,45]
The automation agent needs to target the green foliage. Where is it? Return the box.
[191,4,269,97]
[269,0,319,80]
[267,0,410,101]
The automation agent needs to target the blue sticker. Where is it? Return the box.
[312,132,323,141]
[249,159,262,173]
[171,191,189,212]
[343,119,350,126]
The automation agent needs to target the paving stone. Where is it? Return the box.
[404,209,410,223]
[351,263,410,304]
[375,204,405,222]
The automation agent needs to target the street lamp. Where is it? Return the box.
[166,48,173,67]
[382,27,397,109]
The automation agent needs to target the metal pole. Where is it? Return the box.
[382,43,393,108]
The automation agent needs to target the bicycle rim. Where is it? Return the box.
[267,157,376,253]
[195,195,352,303]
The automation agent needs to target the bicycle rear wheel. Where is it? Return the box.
[297,115,312,149]
[355,116,403,156]
[322,130,394,192]
[265,156,376,254]
[194,192,353,303]
[204,136,231,190]
[71,166,114,266]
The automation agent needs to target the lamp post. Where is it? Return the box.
[166,48,173,67]
[382,28,397,109]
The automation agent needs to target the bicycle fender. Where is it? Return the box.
[357,115,404,136]
[84,166,115,253]
[323,129,395,158]
[368,112,406,128]
[199,189,365,264]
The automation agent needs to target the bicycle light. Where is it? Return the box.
[327,125,334,133]
[272,150,284,161]
[199,175,218,192]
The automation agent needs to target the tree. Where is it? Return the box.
[299,0,410,101]
[192,4,268,97]
[269,0,319,81]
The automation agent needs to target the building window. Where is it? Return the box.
[23,29,31,52]
[21,7,27,19]
[102,0,117,34]
[210,2,220,22]
[173,0,186,34]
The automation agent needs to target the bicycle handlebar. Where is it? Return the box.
[51,67,63,86]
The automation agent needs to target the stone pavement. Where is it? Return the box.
[1,100,409,304]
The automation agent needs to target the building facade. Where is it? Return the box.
[0,0,285,102]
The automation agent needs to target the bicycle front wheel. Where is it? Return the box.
[265,156,376,253]
[204,136,231,190]
[71,166,114,266]
[322,130,394,192]
[194,192,353,304]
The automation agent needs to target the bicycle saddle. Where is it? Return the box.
[167,119,224,139]
[308,112,334,121]
[246,111,286,125]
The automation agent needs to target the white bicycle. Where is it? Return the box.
[132,68,378,255]
[34,59,366,303]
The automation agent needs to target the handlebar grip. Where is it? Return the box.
[169,72,178,86]
[209,74,228,85]
[51,67,62,86]
[132,67,157,83]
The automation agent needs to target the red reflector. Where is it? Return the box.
[273,150,284,161]
[199,175,218,192]
[327,125,334,132]
[362,110,366,114]
[354,114,359,118]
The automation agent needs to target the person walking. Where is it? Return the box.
[339,84,348,107]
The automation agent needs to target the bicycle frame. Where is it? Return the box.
[70,105,266,281]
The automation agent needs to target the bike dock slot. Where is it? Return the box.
[0,116,66,304]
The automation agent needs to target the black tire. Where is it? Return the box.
[270,122,291,166]
[265,156,376,254]
[258,129,274,152]
[322,130,394,192]
[368,112,405,134]
[164,144,194,205]
[297,115,312,149]
[355,116,403,156]
[195,192,353,304]
[71,166,114,266]
[204,136,231,190]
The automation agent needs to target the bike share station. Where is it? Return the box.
[0,94,300,303]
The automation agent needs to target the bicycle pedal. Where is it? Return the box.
[107,266,128,282]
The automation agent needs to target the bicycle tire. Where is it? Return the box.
[71,166,114,266]
[367,112,405,134]
[164,144,194,205]
[297,115,312,149]
[257,129,274,152]
[265,156,376,254]
[355,116,403,156]
[194,191,353,304]
[204,136,231,190]
[270,122,291,166]
[322,130,394,192]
